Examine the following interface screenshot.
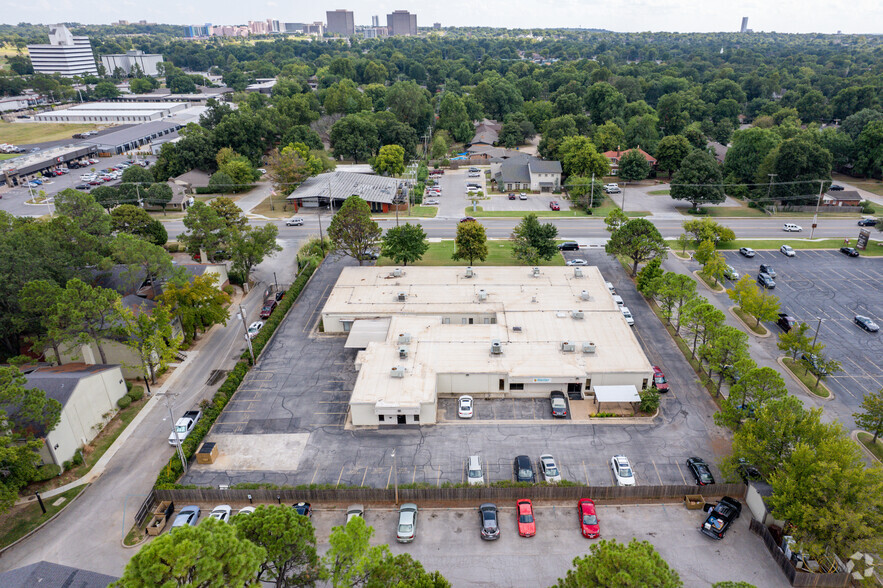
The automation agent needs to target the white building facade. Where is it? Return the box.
[27,24,98,76]
[101,50,164,76]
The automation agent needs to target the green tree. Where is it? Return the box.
[584,82,626,126]
[727,274,780,328]
[624,114,660,153]
[605,219,667,276]
[56,278,124,364]
[655,135,691,178]
[93,81,120,100]
[113,517,265,587]
[327,195,382,266]
[693,239,716,266]
[636,258,663,296]
[437,92,472,143]
[557,136,610,178]
[716,366,788,429]
[19,280,72,364]
[682,218,736,244]
[209,197,248,231]
[723,127,781,188]
[675,233,692,255]
[386,81,433,131]
[146,183,173,214]
[110,204,167,245]
[592,121,625,152]
[617,149,651,184]
[179,201,229,262]
[372,144,406,177]
[267,143,325,202]
[555,538,681,588]
[473,74,523,121]
[111,233,174,291]
[229,225,283,281]
[801,347,842,392]
[604,208,629,233]
[655,272,698,333]
[681,300,726,358]
[854,388,883,444]
[452,220,488,266]
[511,214,559,265]
[854,120,883,178]
[671,150,725,211]
[565,176,606,211]
[430,130,452,160]
[54,189,111,238]
[118,303,182,384]
[323,79,371,115]
[330,114,379,162]
[380,223,429,266]
[764,137,833,206]
[233,505,320,588]
[158,273,230,343]
[702,251,728,287]
[92,185,123,211]
[777,322,812,360]
[700,325,749,393]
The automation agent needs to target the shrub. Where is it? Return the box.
[128,386,144,401]
[222,284,235,296]
[125,380,133,392]
[32,463,61,481]
[165,242,180,253]
[860,200,876,214]
[71,449,84,467]
[117,395,132,409]
[639,388,661,413]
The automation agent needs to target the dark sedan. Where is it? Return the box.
[758,264,776,278]
[776,313,796,332]
[478,503,500,540]
[858,218,878,227]
[686,457,715,486]
[854,315,880,333]
[757,273,776,289]
[840,247,860,257]
[514,455,536,483]
[292,502,312,517]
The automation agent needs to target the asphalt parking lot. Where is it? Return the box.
[182,250,730,491]
[437,397,564,421]
[722,249,883,412]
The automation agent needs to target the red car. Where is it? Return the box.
[549,201,560,211]
[260,300,277,319]
[578,499,600,538]
[516,499,536,537]
[652,366,669,392]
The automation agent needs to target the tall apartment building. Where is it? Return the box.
[326,10,355,36]
[27,24,98,77]
[267,19,281,33]
[740,17,749,33]
[101,50,164,76]
[371,15,379,27]
[248,20,269,35]
[283,22,324,35]
[186,24,212,38]
[387,10,417,36]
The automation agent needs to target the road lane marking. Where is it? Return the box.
[336,464,345,487]
[310,463,320,485]
[652,459,663,485]
[361,467,368,487]
[583,461,589,485]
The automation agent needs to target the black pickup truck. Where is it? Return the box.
[700,496,742,540]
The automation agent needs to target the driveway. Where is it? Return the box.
[621,181,745,218]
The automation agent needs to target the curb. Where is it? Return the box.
[0,483,90,556]
[776,356,834,401]
[727,307,771,338]
[852,430,882,465]
[692,270,726,294]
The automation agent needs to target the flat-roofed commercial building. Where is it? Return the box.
[33,102,188,123]
[101,50,163,76]
[322,266,654,426]
[27,24,98,76]
[326,10,355,36]
[387,10,417,36]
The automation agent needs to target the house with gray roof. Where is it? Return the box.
[0,561,118,588]
[492,155,562,192]
[23,363,127,467]
[286,171,404,213]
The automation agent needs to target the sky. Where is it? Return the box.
[4,0,882,34]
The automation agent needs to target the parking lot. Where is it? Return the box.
[437,397,565,421]
[721,249,883,413]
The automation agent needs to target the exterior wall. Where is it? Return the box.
[529,172,561,192]
[101,53,163,76]
[28,38,98,76]
[436,373,505,395]
[350,401,436,426]
[45,368,127,465]
[323,313,497,333]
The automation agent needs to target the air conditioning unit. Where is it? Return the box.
[490,339,502,354]
[478,289,487,301]
[390,366,405,378]
[465,267,474,278]
[571,310,584,320]
[574,268,583,277]
[561,341,576,353]
[397,291,407,302]
[532,267,540,277]
[581,290,590,301]
[397,333,411,345]
[583,342,596,354]
[393,268,403,277]
[399,346,408,358]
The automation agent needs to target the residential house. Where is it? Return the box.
[468,119,502,147]
[465,145,523,160]
[492,154,562,192]
[0,561,119,588]
[821,190,862,207]
[602,148,657,175]
[286,170,404,213]
[23,363,128,467]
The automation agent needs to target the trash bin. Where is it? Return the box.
[196,442,218,464]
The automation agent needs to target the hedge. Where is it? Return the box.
[154,259,320,489]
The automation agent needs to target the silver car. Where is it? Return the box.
[539,454,562,483]
[467,455,485,486]
[171,505,200,531]
[396,503,418,543]
[346,504,364,524]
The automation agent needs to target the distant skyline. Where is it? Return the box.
[3,0,881,34]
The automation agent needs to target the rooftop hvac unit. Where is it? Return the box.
[574,268,583,277]
[397,291,407,302]
[465,267,474,278]
[490,339,502,354]
[478,289,487,301]
[583,342,596,353]
[390,366,405,378]
[532,267,540,277]
[392,268,403,277]
[581,290,590,301]
[571,310,584,320]
[512,326,522,332]
[399,346,408,358]
[397,333,411,345]
[531,296,538,303]
[561,341,576,353]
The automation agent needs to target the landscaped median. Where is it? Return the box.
[779,356,832,399]
[856,432,883,463]
[729,306,770,337]
[675,238,883,256]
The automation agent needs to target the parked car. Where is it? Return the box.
[612,294,624,306]
[686,457,715,486]
[776,313,796,332]
[478,503,500,540]
[736,459,763,483]
[260,300,277,319]
[578,498,600,539]
[466,455,484,486]
[700,496,742,540]
[780,244,795,257]
[610,455,635,486]
[840,246,860,257]
[557,241,579,251]
[738,247,756,258]
[458,395,474,418]
[723,265,739,280]
[620,306,635,326]
[467,172,481,178]
[539,454,562,483]
[782,223,802,232]
[652,366,669,392]
[759,264,776,278]
[828,184,844,191]
[285,216,305,226]
[75,184,91,190]
[209,504,232,523]
[514,455,536,483]
[468,167,480,173]
[396,503,418,543]
[346,504,364,524]
[800,353,827,376]
[459,216,477,223]
[550,391,568,418]
[237,506,256,516]
[247,321,264,339]
[604,184,621,194]
[508,193,516,200]
[605,282,616,295]
[293,502,312,518]
[757,273,776,289]
[549,201,560,211]
[424,199,439,205]
[519,193,528,200]
[565,259,588,266]
[171,505,200,530]
[516,499,536,537]
[854,315,880,333]
[858,218,878,227]
[274,290,286,302]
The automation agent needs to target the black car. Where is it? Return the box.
[757,273,776,289]
[758,264,776,278]
[700,496,742,540]
[686,457,715,486]
[75,183,92,190]
[550,390,568,418]
[828,184,844,191]
[858,218,878,227]
[840,247,859,257]
[558,241,579,251]
[776,313,796,332]
[478,503,500,540]
[514,455,536,483]
[292,502,312,517]
[854,315,880,333]
[800,353,827,376]
[736,459,762,483]
[274,290,286,302]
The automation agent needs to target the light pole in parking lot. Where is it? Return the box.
[156,391,188,473]
[391,448,398,505]
[237,304,256,364]
[810,318,824,350]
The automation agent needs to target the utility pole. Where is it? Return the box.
[810,317,824,350]
[391,448,398,505]
[238,304,256,364]
[589,172,595,209]
[157,392,187,473]
[765,174,777,215]
[317,209,326,256]
[809,180,824,240]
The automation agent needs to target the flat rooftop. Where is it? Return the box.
[61,102,188,111]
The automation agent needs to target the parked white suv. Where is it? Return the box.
[467,455,484,486]
[604,183,621,194]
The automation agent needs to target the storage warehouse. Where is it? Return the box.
[34,102,188,123]
[322,266,654,426]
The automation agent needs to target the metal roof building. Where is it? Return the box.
[286,171,404,213]
[81,120,184,154]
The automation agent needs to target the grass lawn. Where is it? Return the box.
[0,153,20,161]
[673,238,883,256]
[376,240,566,267]
[857,432,883,463]
[0,121,103,145]
[466,206,588,218]
[832,173,883,198]
[245,191,291,219]
[648,189,670,195]
[733,307,769,336]
[782,357,831,398]
[373,205,438,218]
[681,202,865,219]
[0,485,86,549]
[696,271,725,292]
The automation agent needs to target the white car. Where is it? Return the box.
[466,455,484,486]
[519,193,527,200]
[780,244,796,257]
[604,183,621,194]
[209,504,232,523]
[565,259,588,266]
[237,506,256,516]
[346,504,364,524]
[539,454,562,483]
[605,281,616,295]
[458,395,474,418]
[783,223,802,232]
[621,306,635,326]
[424,199,439,205]
[611,455,636,486]
[285,217,305,226]
[247,321,264,339]
[257,168,267,175]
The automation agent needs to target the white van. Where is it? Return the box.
[782,223,803,232]
[612,294,624,306]
[605,281,616,295]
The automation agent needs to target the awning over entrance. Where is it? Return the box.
[593,385,640,403]
[344,318,391,349]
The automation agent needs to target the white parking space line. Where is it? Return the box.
[651,460,663,485]
[676,461,688,485]
[582,461,590,485]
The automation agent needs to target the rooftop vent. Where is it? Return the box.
[478,289,487,302]
[532,267,540,277]
[582,342,596,354]
[397,291,407,302]
[561,341,576,353]
[571,310,584,320]
[397,333,411,345]
[393,268,403,277]
[398,346,408,358]
[531,296,538,303]
[581,290,590,301]
[465,267,474,278]
[574,268,583,277]
[390,366,405,378]
[490,339,502,355]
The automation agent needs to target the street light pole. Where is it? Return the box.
[317,209,326,256]
[391,448,398,505]
[810,317,823,350]
[809,180,824,240]
[157,392,187,473]
[238,304,256,364]
[766,174,777,215]
[273,272,279,292]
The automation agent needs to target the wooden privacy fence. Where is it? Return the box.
[156,483,746,506]
[749,519,850,588]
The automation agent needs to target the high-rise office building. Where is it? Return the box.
[27,24,98,76]
[326,9,355,36]
[372,15,379,27]
[387,10,417,36]
[740,17,749,33]
[267,19,281,33]
[186,24,212,38]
